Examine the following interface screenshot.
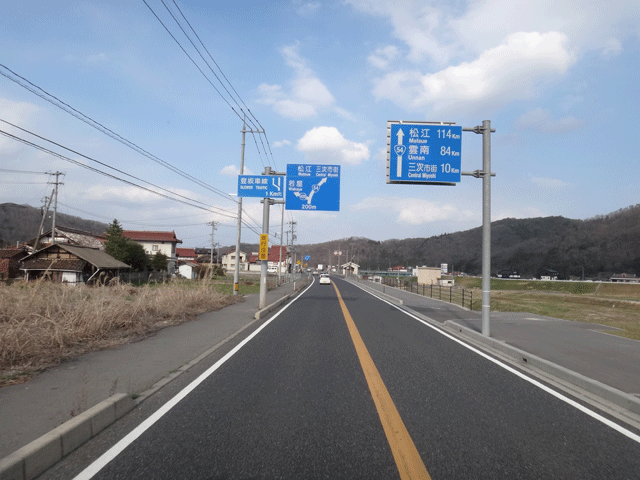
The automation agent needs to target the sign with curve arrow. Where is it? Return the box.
[285,164,340,211]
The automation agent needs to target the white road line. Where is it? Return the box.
[345,279,640,444]
[73,279,315,480]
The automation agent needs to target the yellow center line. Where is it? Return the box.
[333,283,431,480]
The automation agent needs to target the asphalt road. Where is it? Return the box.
[44,277,640,479]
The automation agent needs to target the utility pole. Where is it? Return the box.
[233,119,247,295]
[50,172,63,245]
[207,221,218,277]
[33,193,53,252]
[233,116,266,294]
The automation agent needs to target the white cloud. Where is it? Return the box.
[87,52,108,63]
[600,38,622,56]
[272,140,292,148]
[516,108,583,132]
[531,177,571,189]
[372,31,575,115]
[368,45,400,69]
[220,165,253,176]
[351,196,474,225]
[349,0,640,64]
[0,98,40,155]
[294,1,321,16]
[296,126,369,165]
[82,185,165,205]
[256,43,335,119]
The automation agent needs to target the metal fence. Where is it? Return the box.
[378,276,474,310]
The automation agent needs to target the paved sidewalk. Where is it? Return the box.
[0,278,308,460]
[347,277,640,402]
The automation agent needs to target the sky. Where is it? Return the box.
[1,0,639,250]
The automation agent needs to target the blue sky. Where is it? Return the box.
[1,1,639,249]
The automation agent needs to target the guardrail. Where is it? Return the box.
[377,276,474,310]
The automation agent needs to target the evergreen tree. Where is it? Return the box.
[151,252,169,271]
[104,220,129,261]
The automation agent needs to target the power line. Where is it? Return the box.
[149,0,277,171]
[0,127,241,222]
[0,63,235,202]
[0,168,49,174]
[0,118,239,218]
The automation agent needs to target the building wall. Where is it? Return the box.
[417,267,441,285]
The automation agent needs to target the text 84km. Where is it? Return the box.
[440,146,460,156]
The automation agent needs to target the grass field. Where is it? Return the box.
[455,277,640,341]
[0,278,251,386]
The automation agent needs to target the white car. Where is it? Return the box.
[319,273,331,285]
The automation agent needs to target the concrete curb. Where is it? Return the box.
[254,277,311,320]
[0,393,134,480]
[0,280,313,479]
[443,320,640,417]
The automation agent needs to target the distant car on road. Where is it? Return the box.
[312,270,318,275]
[267,267,278,274]
[319,273,331,285]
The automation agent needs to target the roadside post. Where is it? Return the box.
[237,166,285,309]
[387,120,495,336]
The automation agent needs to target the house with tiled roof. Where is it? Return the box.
[122,230,182,273]
[176,247,197,260]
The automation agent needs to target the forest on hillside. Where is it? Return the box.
[3,202,640,279]
[0,203,108,247]
[296,205,640,279]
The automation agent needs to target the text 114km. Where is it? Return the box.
[437,128,461,140]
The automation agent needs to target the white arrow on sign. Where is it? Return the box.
[395,129,406,177]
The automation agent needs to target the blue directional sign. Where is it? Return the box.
[237,175,285,198]
[304,255,311,261]
[387,122,462,184]
[285,164,340,211]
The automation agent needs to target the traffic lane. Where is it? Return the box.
[87,280,399,479]
[334,278,640,479]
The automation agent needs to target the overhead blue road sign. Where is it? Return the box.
[285,164,340,211]
[237,175,285,198]
[304,255,311,261]
[387,122,462,184]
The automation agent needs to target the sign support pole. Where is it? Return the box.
[462,120,495,336]
[259,197,271,309]
[258,167,286,309]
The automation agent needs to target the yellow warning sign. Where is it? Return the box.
[259,234,268,260]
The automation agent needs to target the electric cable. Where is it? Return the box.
[0,63,235,202]
[0,118,239,218]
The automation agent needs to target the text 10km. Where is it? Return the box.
[441,163,460,173]
[437,129,461,140]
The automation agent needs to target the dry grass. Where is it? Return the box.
[457,278,640,341]
[0,279,244,386]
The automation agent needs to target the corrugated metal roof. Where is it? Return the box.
[21,244,130,270]
[61,245,130,269]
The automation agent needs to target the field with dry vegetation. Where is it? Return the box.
[455,277,640,341]
[0,279,245,386]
